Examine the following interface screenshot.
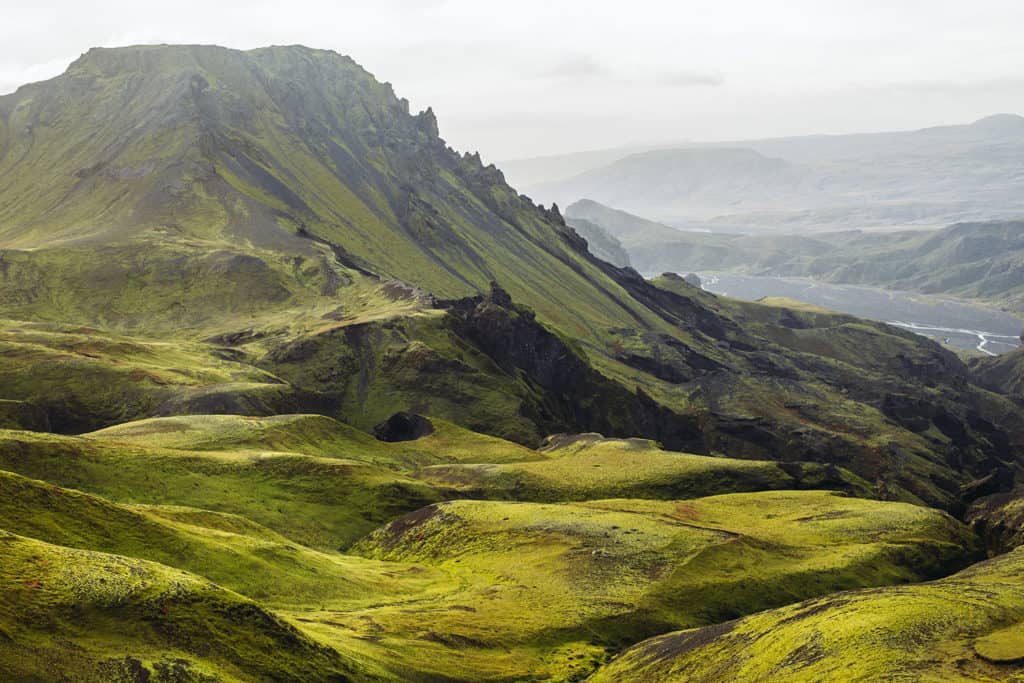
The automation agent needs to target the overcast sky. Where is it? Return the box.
[2,0,1024,160]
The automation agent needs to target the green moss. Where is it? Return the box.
[0,469,452,611]
[0,429,440,549]
[591,547,1024,682]
[0,533,368,682]
[415,435,871,502]
[329,491,977,681]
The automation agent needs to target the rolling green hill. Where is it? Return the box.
[339,491,975,680]
[592,546,1024,682]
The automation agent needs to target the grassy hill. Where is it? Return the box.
[0,533,367,682]
[337,491,975,680]
[0,428,441,549]
[592,546,1024,682]
[414,434,870,502]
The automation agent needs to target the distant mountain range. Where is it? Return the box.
[514,115,1024,233]
[566,199,1024,313]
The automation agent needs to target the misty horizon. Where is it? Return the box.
[3,0,1024,159]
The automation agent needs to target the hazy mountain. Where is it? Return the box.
[568,199,1024,314]
[522,115,1024,233]
[565,199,833,273]
[564,216,631,267]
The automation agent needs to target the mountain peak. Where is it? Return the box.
[970,113,1024,132]
[65,43,363,80]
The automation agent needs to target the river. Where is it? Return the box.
[696,273,1022,356]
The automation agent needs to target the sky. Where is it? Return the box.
[2,0,1024,160]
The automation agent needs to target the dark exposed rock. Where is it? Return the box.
[966,488,1024,553]
[203,328,268,346]
[960,468,1016,505]
[438,283,707,452]
[415,107,439,138]
[373,412,435,442]
[381,279,435,305]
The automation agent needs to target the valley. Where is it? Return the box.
[699,273,1022,355]
[0,43,1022,682]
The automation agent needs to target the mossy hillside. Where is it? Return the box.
[0,319,296,432]
[591,546,1024,683]
[328,492,977,681]
[88,413,543,469]
[0,399,48,430]
[259,309,571,445]
[0,533,369,682]
[0,235,438,338]
[0,469,453,610]
[414,435,870,502]
[5,267,1013,511]
[0,429,440,549]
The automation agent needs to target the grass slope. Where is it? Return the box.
[0,469,452,611]
[0,429,440,549]
[415,434,870,502]
[300,492,979,681]
[592,547,1024,682]
[0,533,366,682]
[89,413,543,468]
[0,319,296,432]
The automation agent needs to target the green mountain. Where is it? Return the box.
[0,44,1023,681]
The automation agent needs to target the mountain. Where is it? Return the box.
[522,115,1024,232]
[569,200,1024,315]
[0,44,646,327]
[564,216,631,267]
[565,198,836,274]
[0,45,1016,502]
[537,147,812,222]
[1,44,1024,681]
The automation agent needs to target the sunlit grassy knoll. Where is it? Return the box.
[0,429,440,549]
[0,319,293,432]
[0,469,454,611]
[414,434,871,502]
[88,413,544,469]
[591,546,1024,682]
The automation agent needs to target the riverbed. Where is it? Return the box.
[697,273,1022,355]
